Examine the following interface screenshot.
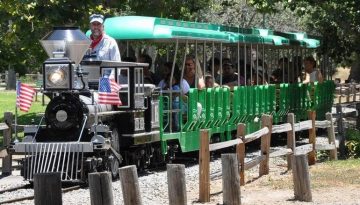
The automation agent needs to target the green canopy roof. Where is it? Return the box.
[102,16,229,42]
[241,28,290,46]
[273,31,320,48]
[85,15,319,48]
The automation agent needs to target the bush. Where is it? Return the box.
[346,129,360,158]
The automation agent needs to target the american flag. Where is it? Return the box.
[16,81,36,112]
[98,77,122,105]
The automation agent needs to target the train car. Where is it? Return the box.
[10,16,335,182]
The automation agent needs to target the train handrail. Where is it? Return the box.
[77,115,88,142]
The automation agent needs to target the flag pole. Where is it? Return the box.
[14,80,19,142]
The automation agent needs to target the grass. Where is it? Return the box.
[261,158,360,190]
[0,90,48,146]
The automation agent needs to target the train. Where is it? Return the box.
[10,16,335,182]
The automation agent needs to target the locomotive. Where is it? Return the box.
[11,27,162,181]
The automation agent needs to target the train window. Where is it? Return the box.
[134,67,145,108]
[118,67,129,85]
[134,67,144,94]
[101,67,115,79]
[117,67,130,108]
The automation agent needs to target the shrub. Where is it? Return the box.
[346,129,360,158]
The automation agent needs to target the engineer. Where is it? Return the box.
[89,14,121,61]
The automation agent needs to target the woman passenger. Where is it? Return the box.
[184,55,205,89]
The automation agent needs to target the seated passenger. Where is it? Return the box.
[184,55,205,89]
[271,57,289,83]
[205,74,219,88]
[138,54,161,85]
[159,62,190,94]
[303,56,323,83]
[222,58,245,87]
[207,57,221,84]
[162,63,189,131]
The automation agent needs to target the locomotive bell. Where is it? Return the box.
[40,27,91,90]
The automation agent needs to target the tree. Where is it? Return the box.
[196,0,305,32]
[248,0,360,64]
[0,0,212,74]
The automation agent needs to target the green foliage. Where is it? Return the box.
[0,0,212,74]
[346,129,360,158]
[247,0,360,65]
[196,0,305,33]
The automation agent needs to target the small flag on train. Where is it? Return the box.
[98,77,122,105]
[16,81,36,112]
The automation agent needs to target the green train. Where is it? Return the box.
[11,16,335,182]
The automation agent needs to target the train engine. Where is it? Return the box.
[10,27,161,182]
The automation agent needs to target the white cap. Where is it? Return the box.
[90,14,104,24]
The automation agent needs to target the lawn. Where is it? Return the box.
[0,90,48,146]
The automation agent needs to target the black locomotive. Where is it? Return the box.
[11,27,162,181]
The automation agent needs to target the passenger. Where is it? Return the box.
[159,62,190,94]
[222,58,245,87]
[138,54,161,85]
[291,56,303,83]
[271,57,289,83]
[89,14,121,61]
[207,57,221,84]
[205,74,219,88]
[184,55,205,89]
[303,56,323,83]
[161,63,189,131]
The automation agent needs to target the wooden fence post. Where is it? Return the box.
[336,104,346,158]
[88,172,114,205]
[356,103,360,130]
[326,113,338,160]
[307,111,316,165]
[259,114,272,176]
[236,123,246,186]
[167,164,187,205]
[199,129,210,202]
[119,165,142,205]
[34,172,62,205]
[287,113,296,170]
[2,112,13,176]
[222,154,241,205]
[292,154,312,202]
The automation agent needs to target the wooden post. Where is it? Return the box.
[119,165,142,205]
[292,154,312,202]
[167,164,187,205]
[222,154,241,205]
[287,113,296,170]
[307,111,316,165]
[2,112,13,176]
[34,172,62,205]
[88,172,114,205]
[326,113,338,160]
[199,129,210,202]
[352,84,356,102]
[336,104,346,158]
[236,123,246,186]
[356,103,360,130]
[259,114,272,176]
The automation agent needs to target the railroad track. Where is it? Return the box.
[0,185,82,204]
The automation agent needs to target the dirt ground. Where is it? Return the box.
[191,157,360,205]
